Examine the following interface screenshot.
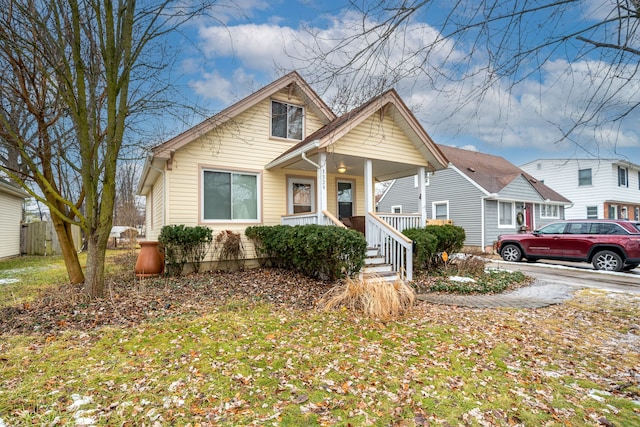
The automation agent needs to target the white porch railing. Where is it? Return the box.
[281,210,347,227]
[281,211,412,281]
[366,212,413,282]
[377,213,422,232]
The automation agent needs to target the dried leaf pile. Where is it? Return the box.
[0,268,334,335]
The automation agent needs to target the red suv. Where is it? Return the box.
[496,219,640,272]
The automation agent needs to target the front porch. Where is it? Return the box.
[269,144,441,283]
[264,91,449,282]
[281,208,423,282]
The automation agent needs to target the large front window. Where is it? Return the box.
[271,100,303,140]
[498,201,514,227]
[203,170,259,221]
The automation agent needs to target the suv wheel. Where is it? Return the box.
[501,244,522,262]
[592,250,623,272]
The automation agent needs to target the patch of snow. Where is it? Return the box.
[0,417,6,427]
[0,278,19,285]
[67,394,93,411]
[74,413,96,426]
[448,276,476,283]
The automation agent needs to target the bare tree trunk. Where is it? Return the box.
[51,216,84,284]
[84,230,110,298]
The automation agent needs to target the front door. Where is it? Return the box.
[288,177,315,214]
[337,180,354,220]
[525,203,533,231]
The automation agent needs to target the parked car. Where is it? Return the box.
[496,219,640,272]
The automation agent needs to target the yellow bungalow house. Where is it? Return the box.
[136,72,448,280]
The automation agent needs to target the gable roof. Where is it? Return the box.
[0,178,29,199]
[137,72,337,195]
[439,145,571,203]
[266,89,448,176]
[151,71,336,160]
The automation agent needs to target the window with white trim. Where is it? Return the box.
[432,201,449,220]
[498,201,514,227]
[391,205,402,213]
[578,168,592,186]
[540,204,559,219]
[202,169,260,221]
[288,177,315,214]
[586,206,598,219]
[271,100,303,140]
[618,166,628,187]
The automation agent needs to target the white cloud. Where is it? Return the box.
[186,6,640,160]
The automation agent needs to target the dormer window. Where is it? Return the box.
[271,100,303,140]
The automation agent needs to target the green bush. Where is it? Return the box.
[429,271,527,294]
[246,224,366,281]
[403,224,466,270]
[158,225,213,275]
[402,227,438,269]
[424,224,466,254]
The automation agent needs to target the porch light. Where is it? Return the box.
[337,166,347,174]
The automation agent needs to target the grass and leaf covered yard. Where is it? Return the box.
[1,252,639,426]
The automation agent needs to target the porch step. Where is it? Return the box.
[360,247,400,283]
[360,271,400,283]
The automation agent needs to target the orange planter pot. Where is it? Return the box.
[135,241,164,278]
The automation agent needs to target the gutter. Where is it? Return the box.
[265,140,320,169]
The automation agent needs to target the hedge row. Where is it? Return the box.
[245,224,367,281]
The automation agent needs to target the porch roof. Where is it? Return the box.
[265,89,449,181]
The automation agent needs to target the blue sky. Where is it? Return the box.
[167,0,640,167]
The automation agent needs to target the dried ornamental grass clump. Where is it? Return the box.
[319,275,416,319]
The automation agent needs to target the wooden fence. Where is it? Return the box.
[20,221,82,256]
[425,219,454,226]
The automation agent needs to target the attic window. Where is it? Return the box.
[271,100,303,140]
[467,167,476,173]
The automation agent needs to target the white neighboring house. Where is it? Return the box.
[0,179,29,259]
[520,159,640,221]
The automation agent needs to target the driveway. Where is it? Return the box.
[418,258,640,308]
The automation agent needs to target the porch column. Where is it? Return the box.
[317,152,327,223]
[419,167,427,226]
[364,159,373,213]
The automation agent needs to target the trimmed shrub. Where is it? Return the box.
[246,224,367,281]
[158,225,213,275]
[425,224,466,255]
[402,227,438,269]
[403,224,466,270]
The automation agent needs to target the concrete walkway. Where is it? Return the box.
[417,279,576,308]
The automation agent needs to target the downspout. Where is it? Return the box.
[299,141,325,224]
[301,151,320,169]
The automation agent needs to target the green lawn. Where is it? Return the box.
[1,254,639,426]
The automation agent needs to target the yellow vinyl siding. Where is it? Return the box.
[159,93,326,260]
[327,175,366,216]
[332,114,430,167]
